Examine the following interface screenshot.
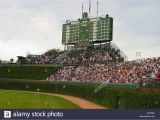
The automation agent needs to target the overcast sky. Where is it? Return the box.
[0,0,160,61]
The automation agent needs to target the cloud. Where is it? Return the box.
[0,1,63,60]
[0,0,160,61]
[110,1,160,60]
[0,40,39,61]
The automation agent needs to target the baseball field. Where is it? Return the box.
[0,89,80,109]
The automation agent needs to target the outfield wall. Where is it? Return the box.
[0,66,60,80]
[0,80,159,109]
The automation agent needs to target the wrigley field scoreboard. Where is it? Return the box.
[62,12,113,45]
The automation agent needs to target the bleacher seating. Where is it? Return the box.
[24,43,126,65]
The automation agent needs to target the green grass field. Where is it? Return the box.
[0,90,80,109]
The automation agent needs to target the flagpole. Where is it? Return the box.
[89,0,91,17]
[97,1,99,17]
[82,2,84,17]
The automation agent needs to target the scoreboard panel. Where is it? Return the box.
[62,12,113,45]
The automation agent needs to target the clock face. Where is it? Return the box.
[82,12,88,19]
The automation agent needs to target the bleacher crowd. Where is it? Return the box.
[17,43,160,84]
[48,57,160,84]
[24,45,123,65]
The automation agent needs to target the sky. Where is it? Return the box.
[0,0,160,61]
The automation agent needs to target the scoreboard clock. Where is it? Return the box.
[62,12,113,45]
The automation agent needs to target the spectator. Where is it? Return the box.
[48,57,160,84]
[24,45,123,65]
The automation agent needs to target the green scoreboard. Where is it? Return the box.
[62,12,113,45]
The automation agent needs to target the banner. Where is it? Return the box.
[0,109,159,119]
